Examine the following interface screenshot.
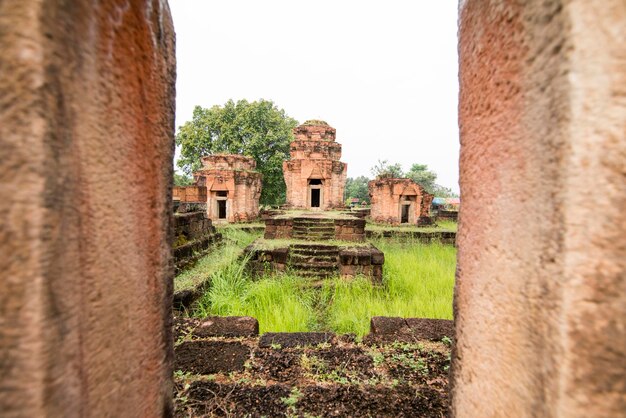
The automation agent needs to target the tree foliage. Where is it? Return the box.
[173,172,193,186]
[370,160,403,179]
[175,99,298,205]
[369,160,458,198]
[344,176,370,204]
[404,164,437,192]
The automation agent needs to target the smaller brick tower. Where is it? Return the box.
[283,120,347,210]
[368,178,434,225]
[193,154,262,223]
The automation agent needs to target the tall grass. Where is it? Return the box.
[191,236,456,337]
[174,227,260,292]
[323,240,456,335]
[194,268,317,333]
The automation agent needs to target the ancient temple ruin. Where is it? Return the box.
[368,178,434,225]
[283,120,347,210]
[192,154,262,223]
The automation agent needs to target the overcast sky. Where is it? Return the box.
[170,1,460,192]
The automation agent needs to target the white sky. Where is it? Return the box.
[170,0,460,192]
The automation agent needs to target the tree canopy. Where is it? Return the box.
[370,160,403,179]
[175,99,298,205]
[369,160,458,198]
[344,176,370,204]
[173,172,193,187]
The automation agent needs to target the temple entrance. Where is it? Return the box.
[217,201,226,219]
[401,204,410,223]
[215,190,228,220]
[311,189,320,207]
[308,179,323,209]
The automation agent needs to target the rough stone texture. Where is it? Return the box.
[454,1,626,417]
[283,121,347,210]
[173,185,207,202]
[193,317,260,338]
[245,243,384,282]
[367,317,454,343]
[0,1,175,416]
[194,154,262,223]
[264,216,366,242]
[175,341,250,374]
[259,332,336,348]
[436,210,458,222]
[172,211,221,273]
[368,178,433,225]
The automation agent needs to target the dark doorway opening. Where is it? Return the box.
[218,200,227,219]
[311,189,320,207]
[401,205,410,223]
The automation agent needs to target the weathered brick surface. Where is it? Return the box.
[283,121,347,210]
[194,154,262,223]
[454,1,626,417]
[175,341,250,374]
[0,1,175,415]
[173,185,207,202]
[173,211,221,273]
[368,178,433,225]
[368,317,453,342]
[193,317,259,338]
[259,332,336,348]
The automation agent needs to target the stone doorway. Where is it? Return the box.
[401,204,410,223]
[215,191,228,220]
[308,179,323,209]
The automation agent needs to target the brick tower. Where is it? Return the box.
[283,120,347,210]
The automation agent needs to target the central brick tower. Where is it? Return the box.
[283,120,347,210]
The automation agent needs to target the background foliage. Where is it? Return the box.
[176,99,298,205]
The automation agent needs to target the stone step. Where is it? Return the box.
[289,254,338,264]
[289,261,338,270]
[292,226,335,232]
[292,231,335,237]
[292,235,335,241]
[292,226,335,231]
[291,270,338,279]
[291,244,339,251]
[293,217,334,224]
[290,248,339,257]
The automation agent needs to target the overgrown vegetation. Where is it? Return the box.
[186,232,456,336]
[323,240,455,336]
[174,227,260,292]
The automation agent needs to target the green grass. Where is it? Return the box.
[366,220,457,233]
[190,233,456,337]
[174,228,261,292]
[322,240,456,336]
[194,269,318,333]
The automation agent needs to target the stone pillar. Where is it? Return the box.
[453,1,625,417]
[0,1,176,416]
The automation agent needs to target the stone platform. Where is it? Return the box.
[264,211,366,242]
[244,240,384,282]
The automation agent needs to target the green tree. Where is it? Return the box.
[430,184,459,198]
[404,164,437,192]
[370,159,403,179]
[369,160,458,197]
[344,176,371,204]
[173,172,193,186]
[176,99,298,205]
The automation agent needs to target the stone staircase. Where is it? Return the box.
[288,243,339,278]
[292,217,335,240]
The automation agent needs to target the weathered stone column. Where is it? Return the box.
[0,1,176,416]
[453,1,625,417]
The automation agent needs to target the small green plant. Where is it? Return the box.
[441,336,452,346]
[300,353,327,375]
[270,343,282,349]
[281,387,303,414]
[368,349,385,367]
